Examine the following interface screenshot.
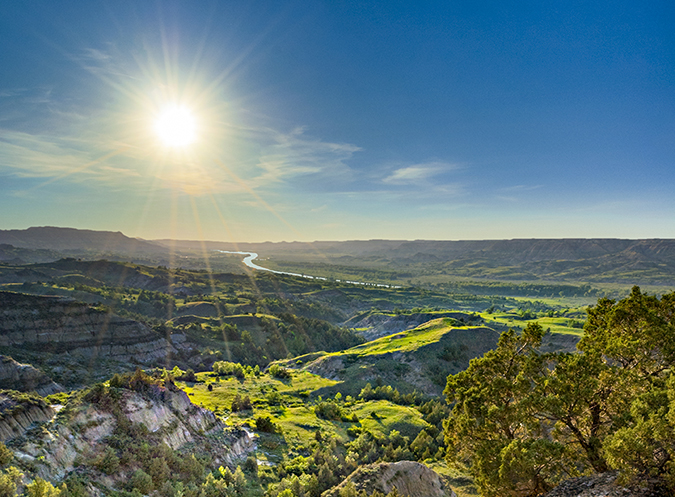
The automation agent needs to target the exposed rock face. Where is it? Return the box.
[323,461,454,497]
[0,392,55,442]
[0,356,63,396]
[13,383,254,482]
[544,472,670,497]
[0,291,174,362]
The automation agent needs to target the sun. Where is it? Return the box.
[154,104,197,148]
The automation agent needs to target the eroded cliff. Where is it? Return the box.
[0,291,174,363]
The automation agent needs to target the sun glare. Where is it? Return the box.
[154,104,197,148]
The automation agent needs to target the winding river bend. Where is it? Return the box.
[216,251,400,289]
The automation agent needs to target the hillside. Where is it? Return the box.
[277,318,501,397]
[0,372,254,495]
[0,227,164,254]
[0,291,175,386]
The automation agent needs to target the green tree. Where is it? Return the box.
[0,467,23,497]
[0,443,12,467]
[444,288,675,495]
[26,478,61,497]
[129,470,154,494]
[444,323,569,496]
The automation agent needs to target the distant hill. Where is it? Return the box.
[0,243,63,264]
[0,226,164,254]
[6,228,675,284]
[162,237,675,262]
[162,237,675,285]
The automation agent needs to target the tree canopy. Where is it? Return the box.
[444,287,675,496]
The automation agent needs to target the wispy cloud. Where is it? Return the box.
[498,184,543,192]
[0,131,93,179]
[82,48,112,62]
[252,127,360,185]
[0,89,28,98]
[494,184,544,202]
[383,161,457,184]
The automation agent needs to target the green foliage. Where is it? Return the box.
[213,361,246,379]
[444,288,675,495]
[94,447,120,475]
[129,470,153,494]
[230,394,252,412]
[180,368,197,382]
[269,364,291,379]
[255,415,281,434]
[314,400,345,421]
[0,444,12,468]
[199,472,232,497]
[26,478,62,497]
[109,367,165,392]
[358,384,421,406]
[0,467,22,497]
[444,323,571,496]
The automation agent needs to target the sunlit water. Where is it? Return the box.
[216,251,400,288]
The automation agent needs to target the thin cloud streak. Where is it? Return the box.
[383,161,458,185]
[252,127,360,185]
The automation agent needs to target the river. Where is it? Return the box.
[216,250,400,288]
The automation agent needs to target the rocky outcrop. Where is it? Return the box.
[544,472,670,497]
[0,292,174,362]
[0,392,55,442]
[13,382,254,482]
[323,461,454,497]
[0,356,63,396]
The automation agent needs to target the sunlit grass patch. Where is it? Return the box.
[351,400,429,438]
[339,318,470,357]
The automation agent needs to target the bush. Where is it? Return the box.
[231,394,252,412]
[129,470,153,494]
[94,447,120,475]
[255,415,280,434]
[180,369,197,382]
[25,478,61,497]
[314,401,343,421]
[0,443,12,467]
[269,364,291,379]
[266,392,283,406]
[0,467,23,497]
[243,456,258,475]
[212,361,245,379]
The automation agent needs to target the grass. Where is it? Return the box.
[428,461,479,497]
[479,311,585,336]
[177,370,431,455]
[333,318,467,357]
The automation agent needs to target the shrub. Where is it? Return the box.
[212,361,245,379]
[180,369,197,382]
[243,456,258,474]
[94,447,120,475]
[269,364,291,379]
[0,443,12,467]
[25,478,60,497]
[0,467,23,497]
[314,401,343,421]
[129,470,153,494]
[231,394,252,412]
[255,415,280,434]
[266,392,283,406]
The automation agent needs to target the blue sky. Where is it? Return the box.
[0,1,673,242]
